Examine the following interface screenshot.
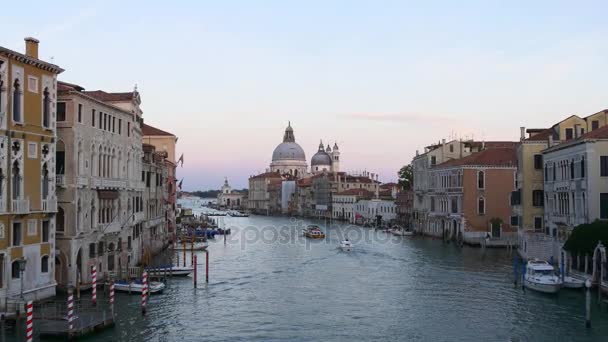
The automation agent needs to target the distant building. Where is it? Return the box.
[217,177,244,209]
[332,189,373,223]
[395,190,413,228]
[247,171,283,215]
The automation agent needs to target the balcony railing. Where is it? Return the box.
[12,198,30,214]
[77,176,88,187]
[144,216,164,229]
[102,179,127,188]
[56,175,65,187]
[100,221,121,234]
[42,197,58,212]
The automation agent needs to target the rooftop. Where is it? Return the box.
[142,123,176,137]
[437,147,517,168]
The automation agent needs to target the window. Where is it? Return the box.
[511,190,521,205]
[592,120,599,130]
[601,193,608,219]
[581,156,586,178]
[510,216,519,227]
[78,104,83,123]
[27,142,37,159]
[128,236,132,250]
[118,119,122,134]
[451,197,458,213]
[570,160,575,179]
[128,122,131,137]
[532,190,544,207]
[430,197,435,211]
[27,76,38,93]
[553,162,556,180]
[56,102,66,122]
[42,221,49,242]
[565,128,573,140]
[43,88,51,127]
[430,156,436,166]
[534,155,543,170]
[544,164,548,180]
[449,144,454,153]
[103,113,107,130]
[27,220,37,236]
[534,217,543,230]
[108,254,115,271]
[98,242,104,256]
[89,243,96,258]
[478,197,485,215]
[11,261,20,279]
[12,222,21,246]
[477,171,485,189]
[98,112,102,128]
[92,109,96,127]
[13,79,22,122]
[601,156,608,177]
[41,256,49,273]
[112,117,116,133]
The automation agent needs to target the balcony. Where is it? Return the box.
[42,197,58,212]
[100,221,121,234]
[56,174,66,187]
[102,179,127,188]
[129,180,145,190]
[144,216,164,229]
[77,176,88,187]
[12,198,30,214]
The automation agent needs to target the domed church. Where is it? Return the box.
[270,122,308,177]
[269,123,341,177]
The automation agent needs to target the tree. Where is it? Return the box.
[398,164,413,190]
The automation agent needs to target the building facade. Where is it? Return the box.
[217,177,244,209]
[0,38,63,302]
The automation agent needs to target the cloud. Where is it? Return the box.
[340,112,460,125]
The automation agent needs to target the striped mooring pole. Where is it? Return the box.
[25,301,33,342]
[141,271,148,316]
[109,279,115,317]
[91,265,97,306]
[67,288,74,333]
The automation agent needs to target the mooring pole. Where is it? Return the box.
[183,240,186,267]
[25,301,33,342]
[193,255,198,288]
[141,271,148,316]
[67,288,74,335]
[585,279,591,328]
[206,250,209,284]
[110,279,115,318]
[513,254,518,286]
[91,265,97,307]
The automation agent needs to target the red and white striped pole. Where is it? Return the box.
[91,265,97,306]
[25,301,33,342]
[109,279,115,317]
[141,271,148,316]
[67,288,74,333]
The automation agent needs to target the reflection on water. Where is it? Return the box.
[77,205,608,341]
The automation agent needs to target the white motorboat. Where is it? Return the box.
[563,276,585,289]
[524,260,562,294]
[392,229,414,236]
[146,265,194,277]
[113,280,166,294]
[339,240,353,251]
[174,242,209,251]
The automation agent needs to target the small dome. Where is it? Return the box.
[272,142,306,161]
[311,151,332,166]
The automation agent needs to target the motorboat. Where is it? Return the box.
[174,241,209,251]
[113,280,166,294]
[524,260,562,294]
[145,265,194,277]
[339,240,353,251]
[228,211,249,217]
[303,225,325,239]
[391,229,414,236]
[563,276,585,289]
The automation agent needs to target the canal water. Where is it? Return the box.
[19,208,608,341]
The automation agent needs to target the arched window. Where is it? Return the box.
[11,261,21,278]
[12,79,21,122]
[12,161,20,200]
[570,159,575,179]
[477,171,485,189]
[41,163,49,199]
[41,255,49,273]
[42,87,50,128]
[478,197,485,215]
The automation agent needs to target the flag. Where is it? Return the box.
[178,179,183,190]
[177,154,184,167]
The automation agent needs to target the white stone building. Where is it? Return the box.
[332,189,373,223]
[55,81,144,289]
[355,199,397,225]
[217,177,244,209]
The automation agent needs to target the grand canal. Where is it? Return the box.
[17,206,605,341]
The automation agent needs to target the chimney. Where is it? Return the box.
[520,127,526,140]
[548,135,553,146]
[24,37,39,59]
[416,150,419,156]
[442,138,446,145]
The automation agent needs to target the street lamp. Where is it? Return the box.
[18,257,27,300]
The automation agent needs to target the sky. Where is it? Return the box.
[3,0,608,190]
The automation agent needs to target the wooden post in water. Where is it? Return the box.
[206,250,209,284]
[585,279,591,328]
[513,254,518,286]
[183,240,186,267]
[76,271,81,300]
[193,255,197,288]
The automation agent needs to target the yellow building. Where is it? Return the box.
[0,38,63,303]
[516,111,608,260]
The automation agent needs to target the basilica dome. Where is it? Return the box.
[272,142,306,161]
[311,150,331,166]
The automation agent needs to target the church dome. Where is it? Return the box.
[272,122,306,161]
[272,142,306,161]
[311,151,331,166]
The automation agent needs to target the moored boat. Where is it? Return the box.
[174,242,209,251]
[563,276,585,289]
[524,260,562,294]
[146,265,194,277]
[303,225,325,239]
[113,280,165,294]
